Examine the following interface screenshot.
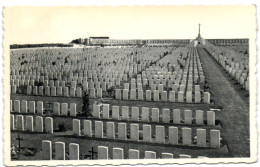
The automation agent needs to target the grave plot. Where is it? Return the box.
[114,46,210,103]
[10,45,232,161]
[204,42,249,91]
[10,47,173,99]
[10,96,228,161]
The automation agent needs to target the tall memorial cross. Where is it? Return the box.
[199,23,201,35]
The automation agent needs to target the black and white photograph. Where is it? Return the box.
[3,5,257,166]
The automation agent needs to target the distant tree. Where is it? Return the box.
[82,91,92,117]
[58,122,66,132]
[107,86,115,98]
[34,81,43,87]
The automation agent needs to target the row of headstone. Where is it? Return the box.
[114,89,210,103]
[92,104,216,125]
[206,46,249,91]
[25,85,103,98]
[42,140,204,160]
[10,100,80,117]
[123,82,202,94]
[11,114,53,133]
[26,85,83,97]
[10,70,129,89]
[42,140,79,160]
[11,100,44,115]
[124,76,204,89]
[141,68,205,85]
[10,77,118,92]
[72,119,221,148]
[97,146,209,159]
[53,102,77,117]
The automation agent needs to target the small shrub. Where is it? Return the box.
[58,122,66,132]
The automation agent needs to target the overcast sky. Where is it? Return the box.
[4,5,256,44]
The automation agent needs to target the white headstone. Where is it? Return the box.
[115,89,121,99]
[169,91,175,102]
[123,89,129,100]
[146,90,151,101]
[21,100,28,113]
[37,101,43,115]
[161,91,167,102]
[207,111,215,125]
[210,129,220,148]
[153,90,159,101]
[61,103,68,116]
[155,125,165,144]
[25,116,34,132]
[69,143,79,160]
[162,108,170,123]
[128,149,139,159]
[83,120,92,137]
[143,124,152,142]
[95,121,103,138]
[113,148,124,159]
[118,123,127,140]
[55,142,65,160]
[45,117,53,133]
[197,128,206,147]
[70,103,77,117]
[42,140,52,160]
[130,124,139,141]
[161,153,173,159]
[98,146,108,159]
[173,109,181,124]
[97,88,102,98]
[53,102,60,115]
[178,91,184,102]
[112,106,119,120]
[182,127,192,146]
[73,119,81,136]
[145,151,156,159]
[169,126,178,145]
[141,107,149,122]
[106,122,115,139]
[14,100,20,113]
[102,104,110,119]
[10,115,15,130]
[130,89,136,100]
[35,116,43,132]
[151,108,159,122]
[122,106,129,121]
[93,104,101,118]
[196,110,204,125]
[51,86,56,96]
[138,90,144,100]
[131,107,139,121]
[184,110,192,124]
[16,115,24,131]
